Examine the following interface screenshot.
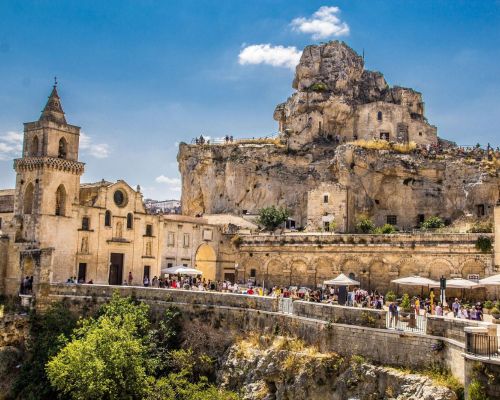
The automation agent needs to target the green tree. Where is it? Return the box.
[257,206,289,231]
[421,216,445,230]
[355,217,375,233]
[46,292,152,400]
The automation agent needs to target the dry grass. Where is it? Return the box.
[351,139,416,154]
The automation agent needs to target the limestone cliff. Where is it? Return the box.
[178,141,499,230]
[218,336,458,400]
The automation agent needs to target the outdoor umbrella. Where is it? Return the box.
[479,274,500,299]
[161,266,203,276]
[391,276,438,286]
[324,273,360,286]
[391,276,438,297]
[479,274,500,286]
[430,278,481,289]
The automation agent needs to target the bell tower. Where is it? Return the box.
[14,83,84,252]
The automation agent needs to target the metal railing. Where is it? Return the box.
[279,297,294,314]
[466,333,499,359]
[386,312,427,334]
[190,135,280,146]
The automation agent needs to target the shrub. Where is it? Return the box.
[475,236,492,253]
[257,206,289,231]
[468,221,493,233]
[400,294,412,313]
[309,82,328,92]
[483,300,493,309]
[385,291,396,302]
[356,217,375,234]
[421,216,444,230]
[468,378,487,400]
[373,224,396,234]
[490,307,500,316]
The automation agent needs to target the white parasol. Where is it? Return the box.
[324,273,360,286]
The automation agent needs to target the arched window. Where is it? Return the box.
[58,137,67,159]
[127,213,133,229]
[30,136,39,157]
[23,183,34,214]
[377,111,383,121]
[104,210,111,227]
[55,185,66,216]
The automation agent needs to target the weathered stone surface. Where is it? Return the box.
[179,141,499,231]
[219,336,458,400]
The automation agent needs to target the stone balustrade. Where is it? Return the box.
[426,315,494,342]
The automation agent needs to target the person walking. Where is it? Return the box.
[389,301,399,328]
[128,271,133,285]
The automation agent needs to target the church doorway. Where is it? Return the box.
[195,244,217,281]
[109,253,124,285]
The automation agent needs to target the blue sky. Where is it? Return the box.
[0,1,499,199]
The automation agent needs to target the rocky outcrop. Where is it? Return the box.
[274,41,436,149]
[178,141,499,230]
[219,336,458,400]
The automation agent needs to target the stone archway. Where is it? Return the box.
[460,259,486,279]
[427,259,454,281]
[195,244,217,281]
[341,258,367,288]
[316,257,335,285]
[290,259,309,287]
[265,258,286,287]
[369,260,387,293]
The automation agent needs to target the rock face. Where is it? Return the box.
[274,41,437,149]
[178,141,499,230]
[218,336,458,400]
[178,40,499,231]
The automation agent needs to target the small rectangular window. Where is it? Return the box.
[183,233,190,248]
[250,268,256,278]
[323,194,329,204]
[476,204,485,217]
[167,232,175,246]
[418,214,425,225]
[82,217,90,230]
[145,224,153,236]
[167,262,173,268]
[0,217,2,229]
[323,221,330,231]
[387,215,397,226]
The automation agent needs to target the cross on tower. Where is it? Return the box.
[54,76,58,87]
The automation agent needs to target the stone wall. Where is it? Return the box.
[427,315,492,343]
[293,300,386,329]
[464,356,500,399]
[236,232,496,295]
[0,314,29,348]
[306,182,348,232]
[42,284,469,382]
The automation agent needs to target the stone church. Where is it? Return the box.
[0,85,235,296]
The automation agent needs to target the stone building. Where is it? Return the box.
[273,41,437,150]
[306,183,348,232]
[0,86,233,296]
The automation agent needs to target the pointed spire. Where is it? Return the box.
[39,78,67,124]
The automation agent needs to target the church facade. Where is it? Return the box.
[0,86,234,296]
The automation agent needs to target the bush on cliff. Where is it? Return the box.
[45,292,239,400]
[355,217,375,234]
[421,216,445,230]
[257,206,289,231]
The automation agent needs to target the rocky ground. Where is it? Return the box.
[218,335,459,400]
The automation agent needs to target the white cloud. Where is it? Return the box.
[80,132,110,159]
[0,131,23,160]
[238,44,302,69]
[155,175,181,185]
[291,6,350,40]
